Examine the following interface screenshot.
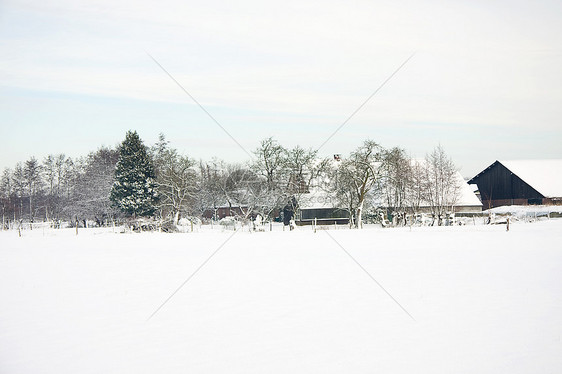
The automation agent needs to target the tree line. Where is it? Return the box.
[0,131,461,229]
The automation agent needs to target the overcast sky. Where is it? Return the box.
[1,0,561,177]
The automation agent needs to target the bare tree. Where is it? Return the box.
[381,147,411,223]
[24,157,42,223]
[42,154,62,221]
[424,145,461,225]
[252,137,286,191]
[330,161,358,227]
[283,145,330,218]
[11,163,26,220]
[43,155,56,197]
[251,138,288,220]
[59,156,76,201]
[196,159,225,220]
[68,147,119,225]
[333,140,385,228]
[152,137,198,226]
[405,159,425,216]
[0,168,13,228]
[223,164,265,224]
[197,160,264,223]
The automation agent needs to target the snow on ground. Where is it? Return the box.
[1,220,562,373]
[485,204,562,217]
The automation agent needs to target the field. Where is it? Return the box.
[1,220,561,373]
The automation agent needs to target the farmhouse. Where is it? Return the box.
[468,160,562,209]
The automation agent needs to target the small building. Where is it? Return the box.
[297,189,350,225]
[295,156,350,225]
[468,160,562,209]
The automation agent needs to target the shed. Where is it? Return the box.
[297,188,350,225]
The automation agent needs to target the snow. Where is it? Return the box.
[455,171,483,207]
[485,204,562,217]
[299,188,338,209]
[499,160,562,198]
[1,221,562,373]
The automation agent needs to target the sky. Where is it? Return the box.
[1,0,561,178]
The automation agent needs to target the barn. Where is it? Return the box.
[468,160,562,209]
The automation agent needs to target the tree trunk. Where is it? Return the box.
[356,199,364,229]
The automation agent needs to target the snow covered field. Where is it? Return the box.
[1,220,561,373]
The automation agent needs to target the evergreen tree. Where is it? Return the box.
[110,131,159,217]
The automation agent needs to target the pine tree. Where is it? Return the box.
[110,131,159,217]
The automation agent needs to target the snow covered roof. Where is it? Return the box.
[300,170,482,210]
[499,160,562,198]
[411,159,481,207]
[455,172,483,207]
[299,188,340,210]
